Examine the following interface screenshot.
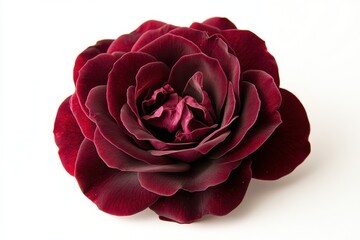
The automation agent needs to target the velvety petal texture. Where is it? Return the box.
[54,17,310,224]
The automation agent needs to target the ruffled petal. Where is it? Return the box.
[94,129,189,172]
[54,96,84,176]
[222,29,280,86]
[121,104,196,150]
[202,17,237,30]
[86,85,173,165]
[107,20,166,53]
[139,33,202,66]
[138,159,241,196]
[76,52,124,114]
[215,70,282,162]
[168,53,228,117]
[75,139,160,215]
[70,93,95,140]
[251,89,311,180]
[150,158,252,223]
[73,39,113,84]
[107,52,157,124]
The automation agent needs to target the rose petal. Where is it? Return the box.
[251,88,311,180]
[86,85,173,165]
[215,70,282,162]
[107,20,166,53]
[150,158,252,223]
[221,82,236,127]
[190,22,221,35]
[131,24,177,51]
[138,159,241,196]
[76,52,123,114]
[149,131,231,162]
[170,28,240,105]
[75,139,160,215]
[168,53,228,117]
[210,81,261,158]
[106,52,157,124]
[70,93,95,140]
[121,104,196,150]
[54,96,84,176]
[93,129,189,172]
[73,39,113,84]
[222,29,280,86]
[139,33,202,66]
[202,17,237,30]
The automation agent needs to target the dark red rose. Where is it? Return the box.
[54,17,310,223]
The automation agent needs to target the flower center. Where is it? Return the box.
[141,83,215,142]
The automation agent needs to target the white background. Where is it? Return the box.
[1,0,359,239]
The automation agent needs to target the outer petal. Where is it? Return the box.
[150,158,252,223]
[202,17,237,30]
[73,39,113,84]
[138,159,241,196]
[70,93,95,140]
[107,20,166,53]
[75,139,160,215]
[131,24,177,51]
[54,96,84,176]
[76,52,124,114]
[222,29,280,86]
[190,22,221,36]
[251,89,311,180]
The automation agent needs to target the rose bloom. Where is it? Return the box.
[54,17,310,223]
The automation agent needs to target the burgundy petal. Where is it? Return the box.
[221,82,236,127]
[215,70,282,162]
[210,81,261,158]
[121,104,196,150]
[94,129,189,172]
[107,20,166,53]
[69,93,95,140]
[75,139,160,215]
[251,89,311,180]
[150,158,252,223]
[168,53,228,117]
[139,33,202,66]
[76,52,123,114]
[138,159,241,196]
[54,96,84,176]
[73,39,113,84]
[222,29,280,86]
[202,17,237,30]
[107,52,157,124]
[149,131,231,162]
[190,22,221,35]
[131,24,177,51]
[170,28,240,104]
[135,61,170,101]
[86,85,173,165]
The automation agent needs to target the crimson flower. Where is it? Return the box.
[54,17,310,223]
